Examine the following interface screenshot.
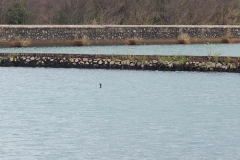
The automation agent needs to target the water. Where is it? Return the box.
[0,43,240,56]
[0,67,240,159]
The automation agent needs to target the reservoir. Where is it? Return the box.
[0,67,240,159]
[0,43,240,56]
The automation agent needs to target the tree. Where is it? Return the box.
[7,1,29,24]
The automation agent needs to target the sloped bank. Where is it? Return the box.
[0,53,239,72]
[1,25,240,47]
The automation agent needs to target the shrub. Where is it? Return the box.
[7,2,29,24]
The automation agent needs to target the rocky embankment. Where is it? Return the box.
[0,53,239,72]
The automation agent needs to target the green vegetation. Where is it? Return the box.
[213,53,221,63]
[222,56,232,65]
[7,1,29,24]
[158,55,187,64]
[8,53,16,61]
[0,0,240,25]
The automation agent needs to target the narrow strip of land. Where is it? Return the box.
[0,53,239,73]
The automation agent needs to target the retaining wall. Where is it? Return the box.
[0,53,239,73]
[1,25,240,46]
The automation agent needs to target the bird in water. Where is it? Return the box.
[99,83,102,88]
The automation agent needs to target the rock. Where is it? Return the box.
[83,58,88,62]
[123,60,130,65]
[167,62,173,68]
[222,65,228,70]
[130,62,135,67]
[216,63,222,68]
[210,62,216,68]
[230,63,237,69]
[9,57,14,62]
[80,61,84,65]
[144,61,149,65]
[152,60,158,64]
[173,61,180,67]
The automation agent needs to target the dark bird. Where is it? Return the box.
[99,83,102,88]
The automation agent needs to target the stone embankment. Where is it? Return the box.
[0,53,239,72]
[1,25,240,47]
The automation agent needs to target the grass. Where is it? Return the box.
[205,42,215,56]
[222,31,234,43]
[8,53,16,61]
[11,36,31,47]
[222,56,232,65]
[177,33,190,44]
[20,39,32,47]
[118,55,136,61]
[74,35,90,46]
[158,55,187,64]
[213,53,221,63]
[126,37,142,45]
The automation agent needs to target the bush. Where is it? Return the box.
[7,2,29,24]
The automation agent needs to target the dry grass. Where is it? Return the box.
[126,37,142,45]
[177,33,190,44]
[74,35,90,46]
[10,37,32,47]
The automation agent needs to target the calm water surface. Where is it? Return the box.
[1,43,240,56]
[0,67,240,159]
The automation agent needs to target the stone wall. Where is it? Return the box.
[0,25,240,41]
[0,53,239,72]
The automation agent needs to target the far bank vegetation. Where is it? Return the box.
[0,0,240,25]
